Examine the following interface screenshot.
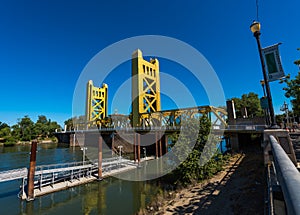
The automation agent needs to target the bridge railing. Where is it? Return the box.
[269,135,300,215]
[227,124,265,131]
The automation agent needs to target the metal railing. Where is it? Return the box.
[227,124,265,131]
[0,168,28,182]
[269,135,300,215]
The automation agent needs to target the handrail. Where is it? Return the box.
[269,135,300,215]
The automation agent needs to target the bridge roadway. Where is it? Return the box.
[57,124,267,135]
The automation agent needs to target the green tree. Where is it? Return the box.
[48,121,61,136]
[0,127,11,138]
[0,122,9,130]
[294,48,300,68]
[169,114,224,186]
[18,116,35,141]
[11,124,21,140]
[34,115,49,138]
[231,92,264,118]
[64,118,74,130]
[281,72,300,117]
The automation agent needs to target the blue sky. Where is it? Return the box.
[0,0,299,126]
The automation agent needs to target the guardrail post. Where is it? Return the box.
[27,140,37,201]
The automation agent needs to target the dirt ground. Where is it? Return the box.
[153,149,266,215]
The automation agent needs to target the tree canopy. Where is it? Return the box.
[282,72,300,117]
[0,115,61,145]
[230,92,264,118]
[169,115,227,186]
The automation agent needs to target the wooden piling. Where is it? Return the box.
[27,140,37,201]
[98,136,103,179]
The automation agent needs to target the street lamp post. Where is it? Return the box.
[260,80,271,126]
[250,21,277,128]
[260,80,266,97]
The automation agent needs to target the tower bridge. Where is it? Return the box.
[82,49,227,130]
[4,49,300,212]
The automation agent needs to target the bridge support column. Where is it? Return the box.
[165,134,168,154]
[134,134,136,162]
[27,140,37,201]
[137,133,141,164]
[155,132,158,159]
[111,133,115,156]
[230,134,239,152]
[98,137,103,180]
[159,132,162,157]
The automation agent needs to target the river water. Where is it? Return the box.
[0,143,159,215]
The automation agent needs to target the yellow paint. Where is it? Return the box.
[85,80,108,125]
[132,49,161,127]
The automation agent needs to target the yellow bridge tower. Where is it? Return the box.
[132,49,161,127]
[86,80,108,126]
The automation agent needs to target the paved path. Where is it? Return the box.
[156,151,265,215]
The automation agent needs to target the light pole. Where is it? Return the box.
[280,101,290,127]
[260,80,271,126]
[250,21,277,128]
[260,80,266,97]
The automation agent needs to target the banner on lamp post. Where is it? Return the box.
[262,43,285,82]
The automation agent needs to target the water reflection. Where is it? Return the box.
[0,144,160,215]
[19,178,158,215]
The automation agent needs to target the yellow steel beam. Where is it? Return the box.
[132,49,161,126]
[85,80,108,127]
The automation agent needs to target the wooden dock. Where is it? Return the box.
[0,156,154,200]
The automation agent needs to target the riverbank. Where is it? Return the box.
[0,138,58,146]
[139,151,265,214]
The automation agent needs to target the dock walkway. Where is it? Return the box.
[0,156,154,200]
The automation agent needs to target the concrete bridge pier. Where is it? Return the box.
[229,133,239,152]
[70,133,85,147]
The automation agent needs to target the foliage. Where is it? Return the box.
[281,72,300,117]
[0,115,61,145]
[64,118,74,131]
[231,92,264,118]
[169,115,228,186]
[0,122,9,130]
[64,115,86,131]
